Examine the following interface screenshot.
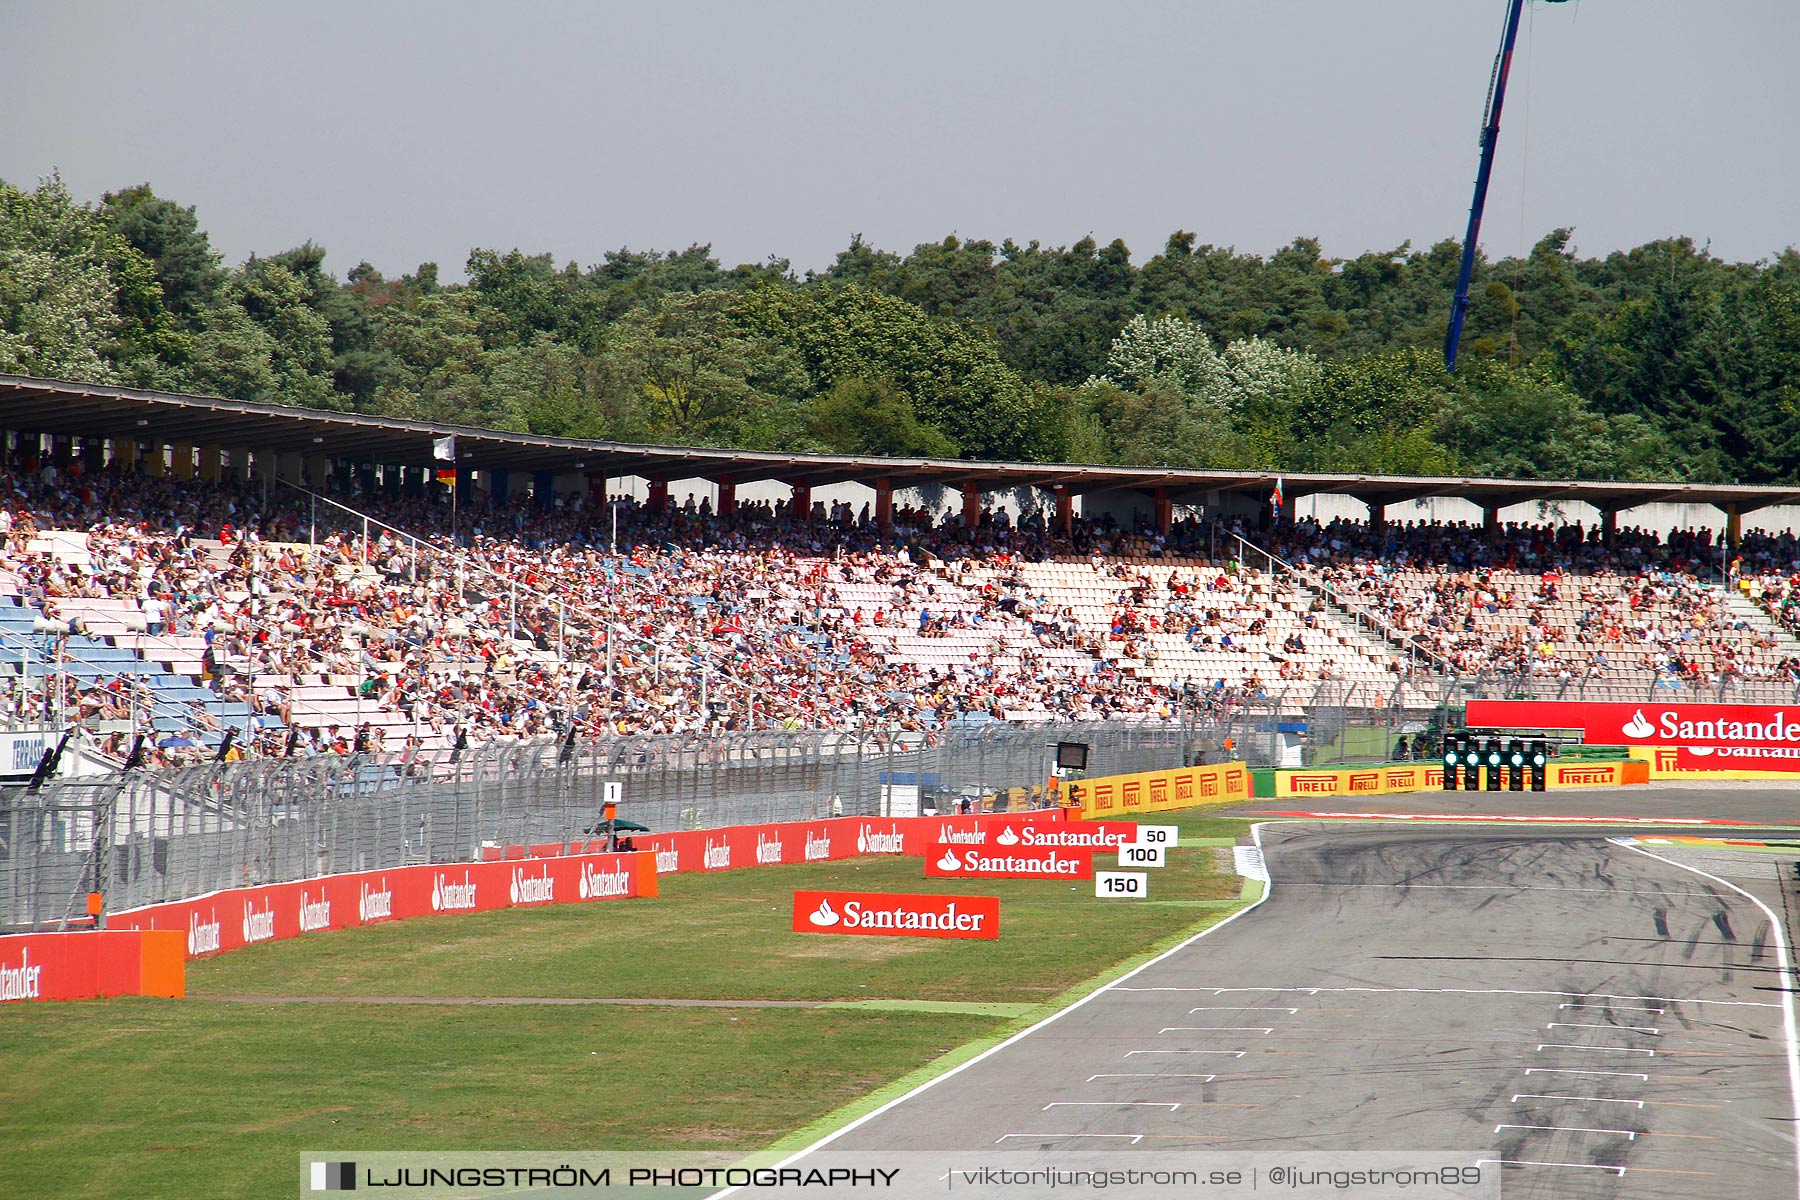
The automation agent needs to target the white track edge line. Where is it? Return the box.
[1111,985,1773,1007]
[1621,840,1800,1200]
[710,820,1277,1196]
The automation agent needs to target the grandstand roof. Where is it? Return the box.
[5,372,1799,512]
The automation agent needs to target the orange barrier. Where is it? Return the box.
[1,929,184,1004]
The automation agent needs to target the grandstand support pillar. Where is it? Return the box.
[488,467,509,507]
[305,455,330,488]
[145,443,167,478]
[385,463,403,499]
[1600,507,1617,546]
[647,478,669,513]
[110,438,136,472]
[199,445,222,483]
[273,452,300,484]
[1153,487,1172,534]
[791,483,812,522]
[233,448,254,484]
[533,468,553,510]
[82,437,105,474]
[1482,505,1499,534]
[876,477,894,529]
[1725,503,1742,549]
[716,475,736,517]
[172,443,196,481]
[961,482,980,528]
[1367,501,1386,532]
[1054,484,1073,536]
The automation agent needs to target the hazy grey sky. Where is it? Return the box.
[5,1,1796,281]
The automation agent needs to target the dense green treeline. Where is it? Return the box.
[3,173,1797,480]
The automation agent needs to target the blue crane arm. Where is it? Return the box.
[1445,0,1528,370]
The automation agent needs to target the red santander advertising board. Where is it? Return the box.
[1466,699,1800,750]
[637,818,929,874]
[924,843,1095,880]
[792,889,999,940]
[1673,745,1800,773]
[635,812,1079,875]
[108,851,657,960]
[928,817,1135,853]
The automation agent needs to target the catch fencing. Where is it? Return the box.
[15,667,1773,930]
[0,720,1200,931]
[1445,668,1800,706]
[1299,669,1800,770]
[27,662,1759,930]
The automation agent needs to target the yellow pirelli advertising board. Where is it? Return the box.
[1547,761,1640,787]
[1070,761,1251,820]
[1265,760,1635,797]
[1630,745,1800,782]
[1267,764,1446,798]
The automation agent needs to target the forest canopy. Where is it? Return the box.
[3,173,1797,482]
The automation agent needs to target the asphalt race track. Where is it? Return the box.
[800,792,1800,1199]
[1227,780,1800,828]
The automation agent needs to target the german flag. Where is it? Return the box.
[435,466,457,486]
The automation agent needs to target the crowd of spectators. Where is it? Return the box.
[1725,529,1800,651]
[0,464,1213,756]
[5,453,1800,765]
[1255,515,1800,688]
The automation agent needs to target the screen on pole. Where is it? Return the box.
[1055,742,1089,770]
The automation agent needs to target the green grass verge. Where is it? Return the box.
[0,1002,992,1200]
[1,812,1254,1199]
[187,817,1250,1004]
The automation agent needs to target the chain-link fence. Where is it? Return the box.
[1293,679,1414,767]
[1288,668,1800,770]
[42,662,1751,930]
[1442,668,1800,706]
[0,719,1208,931]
